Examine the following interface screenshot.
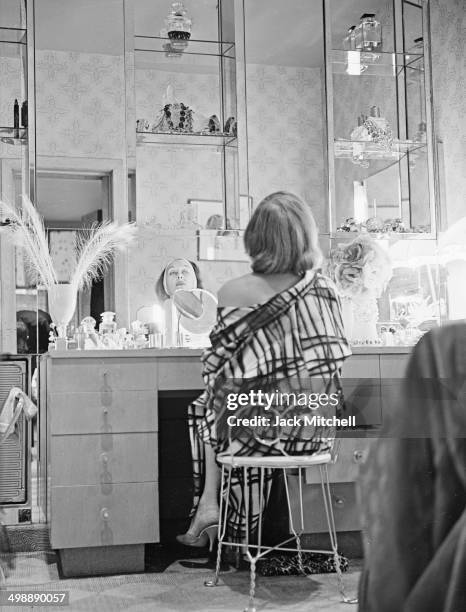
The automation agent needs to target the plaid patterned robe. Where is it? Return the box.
[188,271,351,540]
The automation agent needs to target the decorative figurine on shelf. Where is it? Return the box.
[149,84,195,134]
[365,216,385,233]
[337,217,361,232]
[325,235,392,344]
[224,116,237,136]
[208,115,221,133]
[354,13,382,52]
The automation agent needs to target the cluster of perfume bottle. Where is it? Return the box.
[48,312,160,351]
[342,14,382,52]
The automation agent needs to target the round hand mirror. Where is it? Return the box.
[173,289,217,334]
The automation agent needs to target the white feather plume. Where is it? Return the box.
[0,195,57,288]
[70,221,137,292]
[0,195,137,293]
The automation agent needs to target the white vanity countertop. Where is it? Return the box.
[44,345,414,359]
[45,348,205,359]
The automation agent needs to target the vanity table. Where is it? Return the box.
[40,349,202,576]
[41,345,412,576]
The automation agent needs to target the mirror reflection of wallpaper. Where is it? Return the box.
[246,64,327,232]
[49,230,77,282]
[0,56,22,160]
[35,50,125,158]
[430,0,466,227]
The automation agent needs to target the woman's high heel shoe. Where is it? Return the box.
[176,521,218,552]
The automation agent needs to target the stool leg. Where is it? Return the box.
[243,465,262,612]
[319,465,357,604]
[283,467,305,575]
[205,465,230,587]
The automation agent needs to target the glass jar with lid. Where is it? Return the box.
[343,26,357,51]
[165,2,192,41]
[99,311,117,335]
[355,14,382,52]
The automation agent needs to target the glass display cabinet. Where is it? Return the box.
[0,0,36,353]
[125,0,247,246]
[322,0,447,347]
[324,0,435,236]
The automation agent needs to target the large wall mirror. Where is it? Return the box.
[1,0,436,354]
[243,0,327,232]
[1,0,129,354]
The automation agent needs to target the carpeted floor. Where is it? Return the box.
[1,551,361,611]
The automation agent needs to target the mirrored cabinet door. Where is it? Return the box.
[0,0,36,353]
[324,0,436,236]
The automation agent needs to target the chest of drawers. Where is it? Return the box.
[42,353,159,577]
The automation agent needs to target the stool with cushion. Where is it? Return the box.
[205,439,358,611]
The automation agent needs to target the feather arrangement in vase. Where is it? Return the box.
[0,195,137,335]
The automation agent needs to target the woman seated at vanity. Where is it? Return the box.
[177,191,351,549]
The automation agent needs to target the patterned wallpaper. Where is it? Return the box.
[0,56,22,161]
[430,0,466,227]
[35,50,126,158]
[126,62,326,318]
[2,0,464,321]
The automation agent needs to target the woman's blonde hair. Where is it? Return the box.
[244,191,322,274]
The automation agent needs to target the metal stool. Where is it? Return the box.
[205,449,357,611]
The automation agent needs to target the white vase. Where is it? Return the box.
[351,293,379,343]
[48,283,77,337]
[340,297,354,340]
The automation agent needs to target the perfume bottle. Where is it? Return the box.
[13,99,19,138]
[21,101,28,128]
[412,36,423,52]
[369,105,388,131]
[343,26,357,51]
[355,14,382,52]
[165,2,192,41]
[99,311,117,335]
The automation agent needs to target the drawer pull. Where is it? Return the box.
[334,497,345,507]
[101,508,110,520]
[353,450,365,462]
[100,453,109,465]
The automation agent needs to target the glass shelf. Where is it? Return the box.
[134,35,235,58]
[0,126,28,145]
[331,49,423,77]
[334,139,425,180]
[136,130,237,147]
[335,138,424,158]
[0,26,27,45]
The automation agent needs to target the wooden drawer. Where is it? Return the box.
[379,353,410,378]
[50,433,158,486]
[288,480,361,533]
[158,358,203,391]
[305,438,374,484]
[51,482,159,548]
[49,390,157,434]
[48,358,157,393]
[342,355,380,378]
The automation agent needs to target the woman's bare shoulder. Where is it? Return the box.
[217,274,261,307]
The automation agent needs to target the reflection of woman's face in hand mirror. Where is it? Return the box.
[173,290,203,319]
[174,288,218,334]
[163,259,198,297]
